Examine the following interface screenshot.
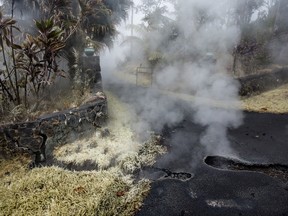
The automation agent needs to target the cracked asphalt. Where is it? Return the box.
[136,111,288,216]
[106,81,288,216]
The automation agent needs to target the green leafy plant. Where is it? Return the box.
[0,12,67,120]
[0,0,132,122]
[16,17,66,103]
[0,11,21,105]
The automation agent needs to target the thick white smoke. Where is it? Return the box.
[102,0,243,156]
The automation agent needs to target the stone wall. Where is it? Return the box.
[0,54,107,167]
[0,98,107,166]
[81,55,102,92]
[238,67,288,96]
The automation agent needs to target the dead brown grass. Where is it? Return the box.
[0,88,94,124]
[0,91,169,216]
[0,138,162,216]
[242,84,288,113]
[0,157,150,216]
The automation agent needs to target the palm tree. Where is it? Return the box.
[2,0,132,51]
[2,0,132,79]
[121,1,177,68]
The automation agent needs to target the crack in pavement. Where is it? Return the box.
[140,166,194,182]
[204,155,288,183]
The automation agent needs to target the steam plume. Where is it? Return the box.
[102,0,244,157]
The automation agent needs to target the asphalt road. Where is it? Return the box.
[136,111,288,216]
[105,81,288,216]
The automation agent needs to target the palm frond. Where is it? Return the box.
[121,36,143,46]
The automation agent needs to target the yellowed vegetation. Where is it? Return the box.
[0,137,163,216]
[0,91,166,216]
[242,84,288,113]
[0,158,150,216]
[54,92,142,168]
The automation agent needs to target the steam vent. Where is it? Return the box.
[1,0,288,215]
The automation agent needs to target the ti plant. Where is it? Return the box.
[0,13,66,112]
[17,17,66,104]
[0,11,21,105]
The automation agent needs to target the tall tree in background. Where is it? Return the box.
[4,0,132,51]
[123,0,176,67]
[231,0,288,74]
[138,0,173,29]
[234,0,265,26]
[274,0,288,35]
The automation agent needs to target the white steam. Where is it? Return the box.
[102,0,244,156]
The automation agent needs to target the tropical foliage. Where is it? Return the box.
[0,12,66,112]
[126,0,288,75]
[122,0,176,68]
[0,0,132,121]
[232,0,287,74]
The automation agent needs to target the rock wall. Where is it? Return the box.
[238,67,288,96]
[0,98,107,166]
[81,55,102,92]
[0,55,107,167]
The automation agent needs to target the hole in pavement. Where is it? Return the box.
[204,156,288,183]
[139,166,194,182]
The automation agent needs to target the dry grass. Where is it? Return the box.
[0,87,94,124]
[112,66,288,115]
[53,90,167,173]
[0,158,150,216]
[54,92,142,168]
[0,139,160,216]
[0,91,166,216]
[242,84,288,113]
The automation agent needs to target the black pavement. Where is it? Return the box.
[137,112,288,216]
